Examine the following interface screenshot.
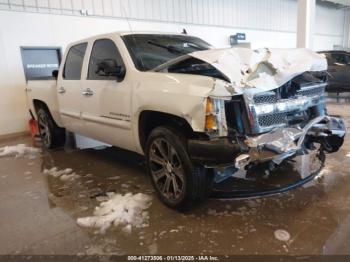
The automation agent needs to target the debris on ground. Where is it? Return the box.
[208,209,217,215]
[96,196,109,202]
[274,229,291,242]
[76,192,152,234]
[148,243,158,255]
[108,176,120,180]
[0,144,40,158]
[317,166,330,178]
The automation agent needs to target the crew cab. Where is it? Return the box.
[26,32,346,210]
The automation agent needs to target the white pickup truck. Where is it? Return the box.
[26,32,346,210]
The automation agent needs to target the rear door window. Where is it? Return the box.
[63,43,87,80]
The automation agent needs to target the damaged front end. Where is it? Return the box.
[189,72,346,173]
[158,46,346,183]
[238,72,346,169]
[245,115,346,167]
[191,72,346,185]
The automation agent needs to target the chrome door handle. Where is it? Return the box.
[58,87,66,94]
[82,88,94,96]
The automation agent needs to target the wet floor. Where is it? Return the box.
[0,102,350,256]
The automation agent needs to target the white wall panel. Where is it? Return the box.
[0,0,300,32]
[316,4,344,36]
[72,0,83,13]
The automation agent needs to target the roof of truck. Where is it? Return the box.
[118,31,189,36]
[70,31,192,45]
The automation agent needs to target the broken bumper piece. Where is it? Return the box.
[245,115,347,165]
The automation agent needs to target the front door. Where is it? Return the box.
[57,42,87,133]
[80,38,135,151]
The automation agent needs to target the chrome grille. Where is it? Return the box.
[253,85,325,105]
[253,92,277,104]
[248,82,326,134]
[297,85,325,97]
[258,113,287,127]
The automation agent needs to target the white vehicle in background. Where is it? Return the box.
[26,32,346,210]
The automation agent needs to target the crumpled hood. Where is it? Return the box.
[189,47,327,92]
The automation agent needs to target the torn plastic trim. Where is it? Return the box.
[210,161,323,199]
[245,115,347,165]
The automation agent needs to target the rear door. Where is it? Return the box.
[80,37,135,151]
[57,43,87,133]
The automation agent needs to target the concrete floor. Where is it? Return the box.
[1,103,350,256]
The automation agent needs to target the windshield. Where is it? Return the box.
[122,34,212,71]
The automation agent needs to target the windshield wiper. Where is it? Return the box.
[147,41,187,55]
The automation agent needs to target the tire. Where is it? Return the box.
[145,126,213,211]
[36,107,66,149]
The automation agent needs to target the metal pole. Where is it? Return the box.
[296,0,316,49]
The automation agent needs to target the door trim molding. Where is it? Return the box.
[82,114,131,130]
[60,110,80,119]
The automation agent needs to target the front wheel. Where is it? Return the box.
[145,126,213,211]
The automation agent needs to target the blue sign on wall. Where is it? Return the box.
[230,33,246,46]
[20,47,61,81]
[236,33,246,41]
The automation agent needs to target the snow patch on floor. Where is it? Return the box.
[0,144,40,158]
[43,167,80,181]
[77,192,152,234]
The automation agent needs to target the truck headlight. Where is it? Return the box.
[205,97,228,137]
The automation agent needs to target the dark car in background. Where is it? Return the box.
[318,50,350,92]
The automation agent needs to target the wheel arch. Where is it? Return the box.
[32,99,63,128]
[138,110,197,152]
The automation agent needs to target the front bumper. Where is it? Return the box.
[188,138,243,166]
[245,115,346,165]
[188,115,346,168]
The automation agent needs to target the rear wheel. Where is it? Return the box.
[36,107,65,149]
[145,126,213,211]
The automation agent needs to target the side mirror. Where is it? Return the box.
[96,59,126,80]
[115,66,126,80]
[52,70,59,79]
